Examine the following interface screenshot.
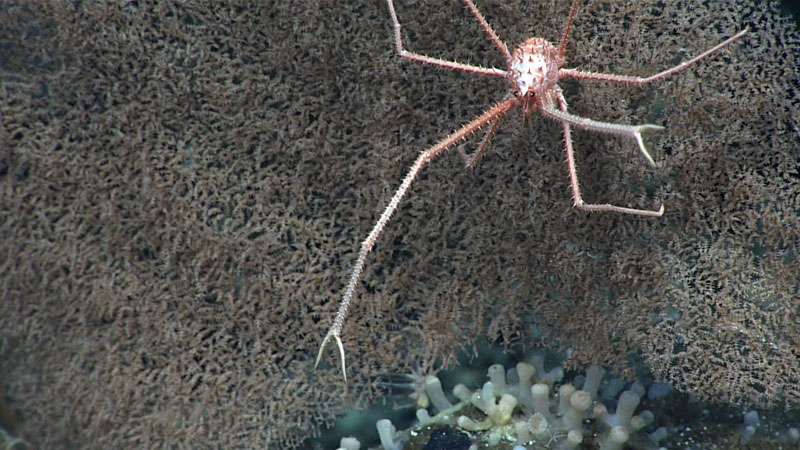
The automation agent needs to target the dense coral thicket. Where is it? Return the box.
[0,0,797,448]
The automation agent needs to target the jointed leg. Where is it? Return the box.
[557,0,581,61]
[541,90,663,167]
[315,97,516,380]
[553,91,664,216]
[464,114,503,168]
[462,0,512,65]
[559,29,747,84]
[386,0,508,78]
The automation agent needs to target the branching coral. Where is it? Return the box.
[0,0,798,448]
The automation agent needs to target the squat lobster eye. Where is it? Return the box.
[527,91,535,98]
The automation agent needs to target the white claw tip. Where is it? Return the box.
[633,124,665,167]
[315,332,349,381]
[335,335,348,381]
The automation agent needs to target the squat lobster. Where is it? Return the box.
[316,0,746,380]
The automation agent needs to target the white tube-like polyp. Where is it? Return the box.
[558,384,576,415]
[457,415,489,431]
[545,366,564,384]
[565,429,583,449]
[337,436,361,450]
[482,381,495,402]
[785,427,799,443]
[603,425,629,450]
[376,419,399,450]
[583,365,605,400]
[531,383,550,417]
[492,393,518,425]
[487,430,501,446]
[529,412,549,438]
[424,375,454,412]
[514,421,531,442]
[488,364,507,390]
[453,383,471,403]
[743,410,759,426]
[608,390,639,428]
[416,408,431,423]
[601,378,624,400]
[593,402,608,422]
[742,425,756,443]
[564,390,592,430]
[631,410,654,431]
[648,427,669,445]
[516,362,536,410]
[517,362,536,384]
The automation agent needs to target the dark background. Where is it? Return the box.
[781,0,800,24]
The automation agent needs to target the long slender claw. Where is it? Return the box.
[633,124,665,167]
[314,334,329,370]
[334,335,347,381]
[315,331,348,381]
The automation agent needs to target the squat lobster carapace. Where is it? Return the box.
[315,0,747,380]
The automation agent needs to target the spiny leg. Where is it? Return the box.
[315,98,517,380]
[551,90,664,216]
[547,26,746,216]
[386,0,508,78]
[557,0,581,61]
[462,0,511,65]
[463,114,503,169]
[559,29,747,84]
[461,93,513,168]
[541,90,664,168]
